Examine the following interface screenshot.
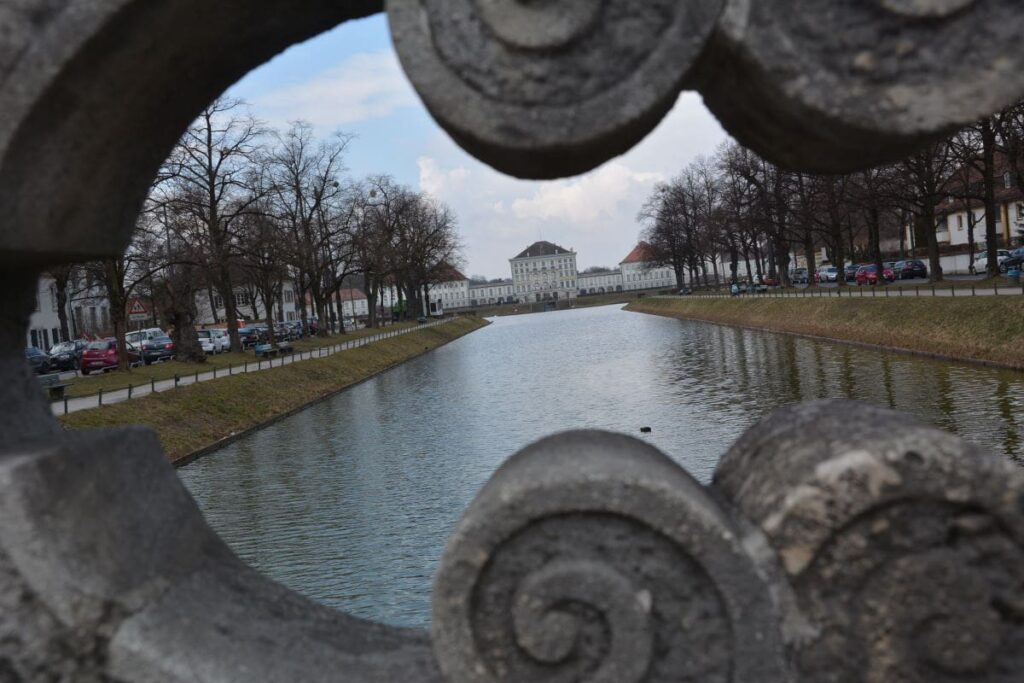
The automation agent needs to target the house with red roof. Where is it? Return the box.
[619,241,678,292]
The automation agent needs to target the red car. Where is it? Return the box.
[80,338,141,375]
[855,264,895,285]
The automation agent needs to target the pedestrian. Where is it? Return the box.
[730,282,740,297]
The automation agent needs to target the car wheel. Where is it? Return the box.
[81,369,90,375]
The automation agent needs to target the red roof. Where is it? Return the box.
[332,288,367,302]
[620,241,656,265]
[431,262,467,282]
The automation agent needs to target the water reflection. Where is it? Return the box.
[178,304,1024,628]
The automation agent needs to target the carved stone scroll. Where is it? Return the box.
[432,430,788,682]
[715,400,1024,682]
[695,0,1024,172]
[386,0,724,179]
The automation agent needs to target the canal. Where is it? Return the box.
[177,304,1024,628]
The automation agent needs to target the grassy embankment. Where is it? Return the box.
[627,296,1024,369]
[62,322,418,398]
[60,317,488,464]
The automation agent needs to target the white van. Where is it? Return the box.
[124,328,166,347]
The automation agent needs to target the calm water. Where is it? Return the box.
[178,304,1024,627]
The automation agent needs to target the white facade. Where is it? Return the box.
[196,282,301,325]
[468,280,515,306]
[510,241,578,303]
[933,201,1024,248]
[577,270,623,295]
[28,272,113,349]
[27,276,69,350]
[434,278,471,310]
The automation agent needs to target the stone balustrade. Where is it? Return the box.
[2,2,1023,680]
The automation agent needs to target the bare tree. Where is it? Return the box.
[162,96,267,352]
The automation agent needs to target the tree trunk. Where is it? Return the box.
[869,206,884,284]
[216,265,242,352]
[981,120,1000,275]
[54,273,71,341]
[922,209,943,282]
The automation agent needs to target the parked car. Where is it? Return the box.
[844,264,861,282]
[197,329,229,354]
[791,268,809,284]
[237,326,266,349]
[761,274,781,287]
[124,327,166,348]
[893,259,928,280]
[855,264,895,285]
[999,247,1024,273]
[25,346,51,374]
[139,335,175,365]
[80,339,141,375]
[47,339,88,371]
[816,266,839,283]
[971,249,1010,275]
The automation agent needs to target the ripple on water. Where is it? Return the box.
[178,304,1024,627]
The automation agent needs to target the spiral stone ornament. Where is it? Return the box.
[714,401,1024,682]
[432,430,788,682]
[386,0,724,179]
[694,0,1024,172]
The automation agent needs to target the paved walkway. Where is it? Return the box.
[53,319,454,416]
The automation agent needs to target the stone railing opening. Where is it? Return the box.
[2,1,1023,681]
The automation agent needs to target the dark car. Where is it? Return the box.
[844,264,860,282]
[237,326,266,349]
[79,339,141,375]
[139,335,175,365]
[894,259,928,280]
[999,247,1024,273]
[47,339,88,371]
[25,346,51,375]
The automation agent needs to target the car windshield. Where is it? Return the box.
[197,330,211,339]
[87,341,112,350]
[25,347,42,356]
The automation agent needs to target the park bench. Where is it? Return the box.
[254,342,293,359]
[38,373,70,401]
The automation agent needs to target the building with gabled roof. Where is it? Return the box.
[510,241,578,303]
[619,241,677,291]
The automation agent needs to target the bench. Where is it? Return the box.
[38,373,71,401]
[253,343,278,358]
[254,342,293,358]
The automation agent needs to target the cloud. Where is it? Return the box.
[253,50,418,129]
[413,92,730,276]
[510,163,663,224]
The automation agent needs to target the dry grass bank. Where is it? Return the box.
[60,317,489,464]
[627,297,1024,369]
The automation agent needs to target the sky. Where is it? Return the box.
[227,14,729,279]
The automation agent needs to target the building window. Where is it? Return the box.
[283,289,294,303]
[1005,172,1013,189]
[957,215,964,230]
[213,294,224,310]
[234,292,250,307]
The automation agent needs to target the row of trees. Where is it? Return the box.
[56,97,462,369]
[640,99,1024,288]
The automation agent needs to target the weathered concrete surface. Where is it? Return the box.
[0,0,382,264]
[0,428,441,682]
[716,400,1024,682]
[432,431,788,682]
[696,0,1024,172]
[387,0,724,179]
